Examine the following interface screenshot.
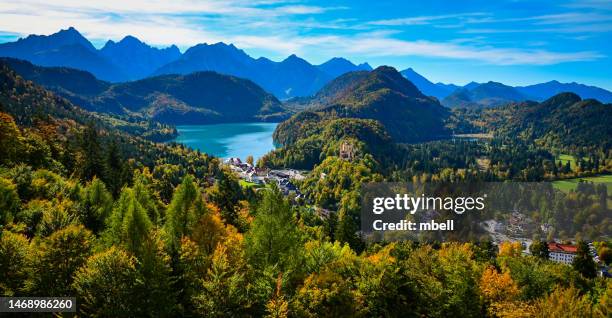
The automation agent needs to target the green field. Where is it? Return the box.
[556,154,577,169]
[553,175,612,192]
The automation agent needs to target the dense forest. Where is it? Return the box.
[283,66,450,143]
[0,60,611,317]
[1,58,288,124]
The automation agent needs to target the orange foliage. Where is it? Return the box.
[498,241,523,257]
[480,266,520,303]
[480,265,534,317]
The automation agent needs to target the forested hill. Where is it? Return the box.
[0,62,87,126]
[263,112,397,169]
[0,61,177,141]
[0,60,221,197]
[479,92,612,152]
[91,72,287,124]
[1,58,110,96]
[285,70,371,110]
[1,58,289,125]
[284,66,450,143]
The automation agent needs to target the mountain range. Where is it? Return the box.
[1,27,610,106]
[402,68,612,106]
[0,27,370,99]
[441,81,528,108]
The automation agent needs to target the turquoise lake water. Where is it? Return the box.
[171,123,279,160]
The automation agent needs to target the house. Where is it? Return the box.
[339,141,355,161]
[246,169,265,184]
[548,243,578,264]
[226,157,242,165]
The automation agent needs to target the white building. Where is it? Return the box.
[548,243,577,265]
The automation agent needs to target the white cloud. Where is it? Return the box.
[0,1,605,65]
[335,35,602,65]
[368,13,486,26]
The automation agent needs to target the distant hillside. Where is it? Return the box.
[0,60,177,141]
[0,61,87,126]
[400,68,458,100]
[401,69,612,106]
[278,66,450,143]
[516,81,612,103]
[1,58,110,96]
[442,81,529,108]
[482,93,612,151]
[285,70,371,110]
[91,72,287,124]
[2,59,287,124]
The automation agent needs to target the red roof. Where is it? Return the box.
[548,243,577,253]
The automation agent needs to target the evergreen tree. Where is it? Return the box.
[572,241,596,278]
[132,173,161,225]
[80,122,105,181]
[0,112,23,166]
[245,187,302,271]
[529,240,550,260]
[136,230,177,317]
[81,178,113,233]
[104,188,153,256]
[209,167,243,227]
[164,175,206,250]
[104,139,123,197]
[334,191,364,252]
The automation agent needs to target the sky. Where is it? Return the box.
[0,0,611,89]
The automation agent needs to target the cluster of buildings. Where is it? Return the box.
[505,212,536,236]
[225,158,305,196]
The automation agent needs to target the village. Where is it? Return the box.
[224,157,306,198]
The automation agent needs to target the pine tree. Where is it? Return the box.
[572,241,596,278]
[81,178,113,233]
[104,139,123,197]
[209,167,243,226]
[80,122,105,181]
[164,175,206,250]
[132,173,161,225]
[245,187,301,271]
[104,187,153,256]
[334,191,364,252]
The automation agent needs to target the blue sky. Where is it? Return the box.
[0,0,611,89]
